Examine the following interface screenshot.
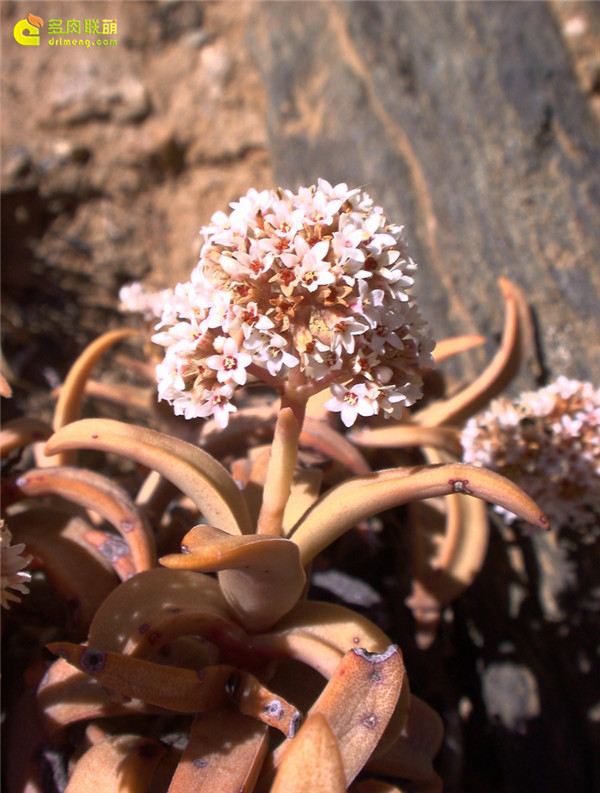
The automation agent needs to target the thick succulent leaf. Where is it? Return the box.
[47,642,234,712]
[0,417,52,458]
[253,600,392,678]
[432,334,486,363]
[349,424,462,457]
[3,662,50,793]
[13,466,156,574]
[80,527,137,581]
[301,417,371,475]
[37,657,158,736]
[257,409,301,537]
[44,418,253,535]
[48,642,300,737]
[228,671,303,737]
[366,694,443,790]
[86,568,247,660]
[8,509,117,633]
[167,706,268,793]
[282,467,323,536]
[270,713,346,793]
[291,463,549,565]
[79,379,154,414]
[269,646,405,787]
[414,279,527,426]
[407,494,489,649]
[160,524,306,632]
[64,734,164,793]
[50,328,138,466]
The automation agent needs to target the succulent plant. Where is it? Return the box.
[1,183,553,793]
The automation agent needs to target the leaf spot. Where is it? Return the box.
[263,699,285,720]
[80,648,106,674]
[361,713,378,729]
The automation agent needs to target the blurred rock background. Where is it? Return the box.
[2,2,599,792]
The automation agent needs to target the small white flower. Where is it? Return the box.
[325,383,379,427]
[206,337,252,386]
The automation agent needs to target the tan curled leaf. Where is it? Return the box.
[86,568,244,658]
[367,694,443,790]
[50,328,138,466]
[160,524,306,632]
[301,417,371,475]
[270,645,405,787]
[8,509,116,633]
[253,600,392,678]
[14,466,156,573]
[80,379,153,414]
[349,424,462,457]
[432,334,486,363]
[0,418,53,458]
[232,671,303,737]
[0,369,12,398]
[47,642,234,712]
[44,418,252,535]
[291,463,548,566]
[167,706,268,793]
[37,658,158,736]
[405,494,488,650]
[80,528,137,582]
[64,734,164,793]
[414,278,527,426]
[270,713,346,793]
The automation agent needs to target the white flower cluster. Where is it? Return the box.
[153,180,434,427]
[461,377,600,527]
[119,282,174,322]
[1,520,32,609]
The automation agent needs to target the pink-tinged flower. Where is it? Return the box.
[262,334,300,377]
[325,383,379,427]
[1,521,32,609]
[206,338,252,386]
[154,181,434,426]
[461,378,600,528]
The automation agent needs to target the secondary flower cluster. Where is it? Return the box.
[152,180,434,426]
[1,520,32,609]
[461,377,600,528]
